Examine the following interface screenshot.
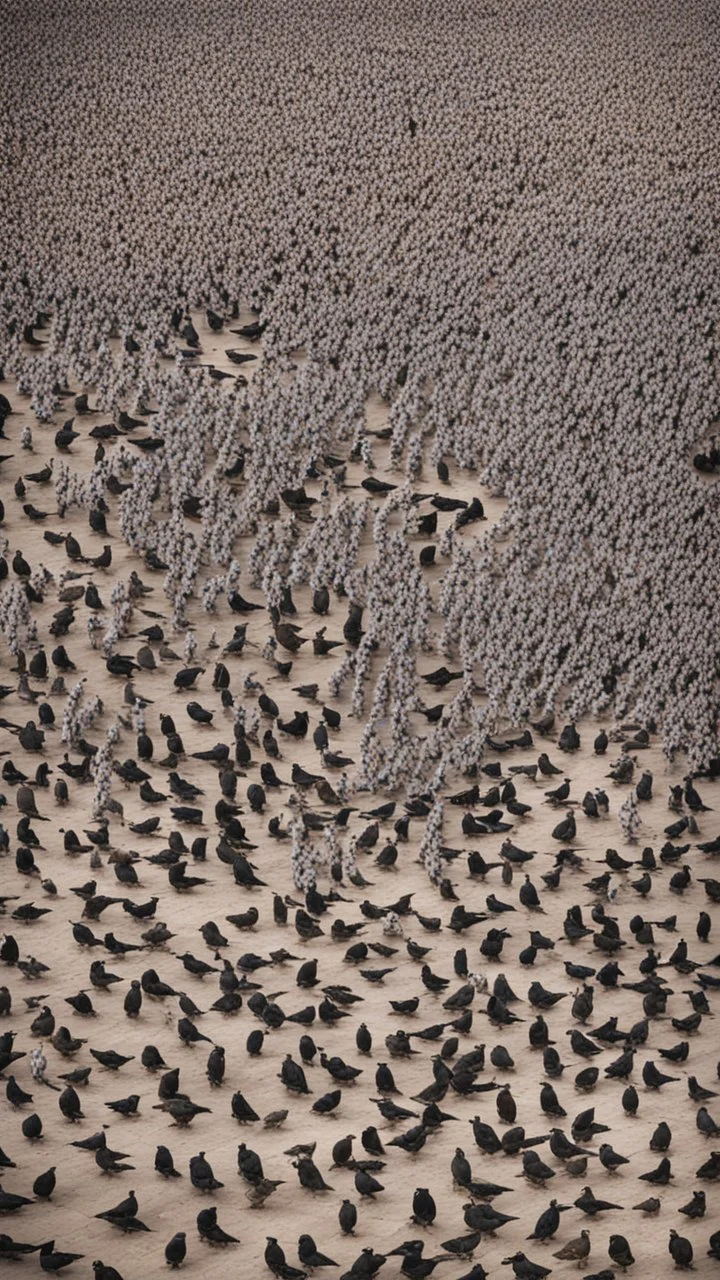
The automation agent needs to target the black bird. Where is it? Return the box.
[165,1233,187,1268]
[298,1234,339,1269]
[155,1146,182,1178]
[643,1060,679,1090]
[39,1241,85,1272]
[501,1254,551,1280]
[638,1156,673,1185]
[339,1200,357,1235]
[189,1150,223,1191]
[33,1166,57,1199]
[411,1187,437,1227]
[295,1156,334,1192]
[196,1206,238,1246]
[574,1187,622,1215]
[649,1121,672,1151]
[678,1190,705,1219]
[608,1234,635,1270]
[668,1231,693,1270]
[355,1168,384,1197]
[265,1237,304,1279]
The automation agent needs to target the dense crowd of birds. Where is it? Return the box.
[1,370,720,1279]
[2,0,720,762]
[1,0,720,1276]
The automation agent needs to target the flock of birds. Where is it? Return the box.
[1,347,719,1277]
[2,0,720,767]
[1,0,720,1276]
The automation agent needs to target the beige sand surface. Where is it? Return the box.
[0,317,718,1278]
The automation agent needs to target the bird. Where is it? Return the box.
[164,1233,187,1268]
[553,1230,591,1265]
[298,1234,339,1269]
[155,1146,182,1178]
[608,1234,635,1269]
[189,1151,223,1191]
[196,1206,238,1246]
[598,1143,630,1174]
[574,1187,622,1216]
[678,1190,705,1219]
[527,1200,571,1241]
[39,1241,85,1272]
[668,1231,693,1270]
[355,1168,384,1197]
[265,1237,304,1279]
[502,1253,552,1280]
[295,1156,333,1192]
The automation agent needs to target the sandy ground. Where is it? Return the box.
[0,315,718,1279]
